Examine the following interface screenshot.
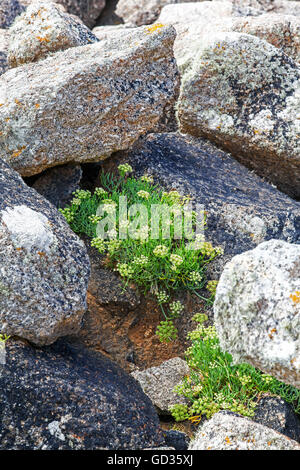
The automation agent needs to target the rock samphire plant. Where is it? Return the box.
[60,164,223,341]
[171,314,300,423]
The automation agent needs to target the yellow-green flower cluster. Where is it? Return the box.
[133,255,149,266]
[153,244,169,257]
[106,239,122,253]
[71,197,81,206]
[94,187,107,197]
[162,190,182,204]
[140,175,154,184]
[170,404,190,422]
[116,263,135,279]
[59,207,74,223]
[156,320,178,343]
[136,225,149,241]
[170,254,184,270]
[91,236,106,253]
[88,214,101,224]
[206,280,218,296]
[118,163,133,176]
[261,373,274,385]
[73,189,91,200]
[192,313,208,324]
[156,290,170,304]
[188,325,217,342]
[102,202,116,215]
[236,372,252,387]
[169,300,184,318]
[137,190,150,200]
[189,271,202,284]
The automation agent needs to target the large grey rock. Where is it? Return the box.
[0,158,90,346]
[8,1,99,68]
[177,32,300,199]
[116,133,300,278]
[132,357,190,415]
[20,0,106,28]
[214,240,300,388]
[0,24,178,176]
[158,6,300,71]
[0,0,24,29]
[0,29,9,76]
[0,338,166,449]
[189,412,300,450]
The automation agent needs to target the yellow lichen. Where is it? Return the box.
[290,291,300,304]
[11,146,26,158]
[146,23,165,35]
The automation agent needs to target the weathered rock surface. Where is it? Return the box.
[20,0,106,28]
[159,5,300,70]
[231,14,300,62]
[31,163,82,208]
[116,0,201,26]
[228,0,300,17]
[254,395,300,442]
[0,158,90,346]
[0,24,178,176]
[177,32,300,199]
[0,338,166,450]
[0,29,9,76]
[132,357,190,415]
[0,0,24,29]
[189,411,300,450]
[116,133,300,278]
[158,1,233,25]
[8,1,99,68]
[92,24,135,41]
[214,239,300,388]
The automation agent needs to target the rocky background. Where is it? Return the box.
[0,0,299,450]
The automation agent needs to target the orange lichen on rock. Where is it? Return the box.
[290,291,300,304]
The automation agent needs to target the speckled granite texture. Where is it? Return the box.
[0,338,166,450]
[0,158,90,345]
[8,1,99,68]
[177,32,300,199]
[214,239,300,388]
[0,24,179,176]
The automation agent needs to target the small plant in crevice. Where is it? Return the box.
[60,163,223,342]
[170,314,300,423]
[0,334,10,345]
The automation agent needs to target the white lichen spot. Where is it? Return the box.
[264,340,296,365]
[1,205,56,253]
[48,421,65,441]
[249,109,275,134]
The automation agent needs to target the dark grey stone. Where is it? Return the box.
[0,338,165,450]
[32,164,82,209]
[0,0,24,29]
[163,430,190,450]
[254,395,300,443]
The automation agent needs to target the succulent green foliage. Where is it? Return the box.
[171,315,300,422]
[60,165,223,296]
